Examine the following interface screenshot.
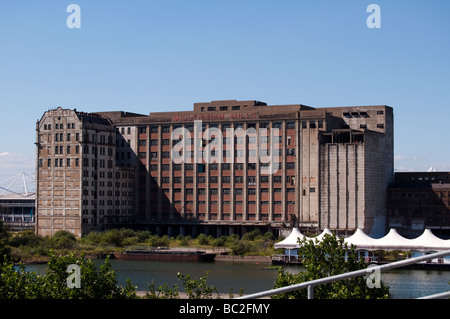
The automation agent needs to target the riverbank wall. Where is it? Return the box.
[214,255,271,263]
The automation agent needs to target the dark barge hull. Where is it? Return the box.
[114,252,216,262]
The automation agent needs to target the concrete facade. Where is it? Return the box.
[36,101,394,237]
[35,108,134,237]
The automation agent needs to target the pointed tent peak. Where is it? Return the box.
[273,227,305,249]
[286,227,306,240]
[379,228,408,239]
[419,229,438,238]
[346,228,373,240]
[344,228,378,249]
[314,228,335,241]
[353,228,369,236]
[376,228,412,249]
[410,228,450,250]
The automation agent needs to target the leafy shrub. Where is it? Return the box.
[272,235,390,299]
[0,251,137,299]
[51,230,77,249]
[196,233,211,245]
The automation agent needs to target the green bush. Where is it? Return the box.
[242,230,262,241]
[196,233,211,245]
[0,250,137,299]
[272,234,391,299]
[51,230,77,249]
[9,230,42,247]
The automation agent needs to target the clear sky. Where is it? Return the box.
[0,0,449,188]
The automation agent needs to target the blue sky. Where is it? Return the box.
[0,0,449,188]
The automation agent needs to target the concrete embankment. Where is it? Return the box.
[214,255,271,263]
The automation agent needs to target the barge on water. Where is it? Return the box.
[114,247,216,262]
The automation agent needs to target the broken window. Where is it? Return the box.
[343,112,352,118]
[334,132,351,143]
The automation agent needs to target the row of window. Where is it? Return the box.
[54,132,80,142]
[159,175,296,184]
[148,162,296,171]
[143,148,296,160]
[153,187,296,195]
[43,123,76,130]
[171,200,296,206]
[49,131,112,145]
[39,158,80,168]
[152,187,316,195]
[145,135,286,146]
[139,120,322,134]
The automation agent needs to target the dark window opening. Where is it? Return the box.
[334,132,351,143]
[360,112,370,118]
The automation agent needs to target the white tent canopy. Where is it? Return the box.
[313,228,335,242]
[274,228,336,249]
[273,227,305,249]
[344,228,378,250]
[275,227,450,252]
[375,228,413,251]
[409,229,450,251]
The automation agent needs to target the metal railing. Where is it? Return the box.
[235,249,450,300]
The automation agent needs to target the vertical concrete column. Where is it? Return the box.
[281,121,286,223]
[230,122,235,221]
[295,119,300,226]
[146,125,151,222]
[268,121,274,222]
[218,123,223,221]
[205,123,210,222]
[169,124,174,220]
[243,122,248,221]
[193,123,199,220]
[157,125,163,220]
[255,121,260,221]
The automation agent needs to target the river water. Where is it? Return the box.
[24,259,450,299]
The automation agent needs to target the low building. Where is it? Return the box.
[0,193,35,231]
[387,172,450,238]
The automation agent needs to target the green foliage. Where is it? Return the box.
[227,231,275,256]
[146,234,170,247]
[145,270,220,299]
[177,270,219,299]
[9,230,42,248]
[79,228,153,248]
[146,281,180,299]
[196,233,212,245]
[6,226,279,264]
[0,250,137,299]
[176,234,191,246]
[51,230,77,249]
[0,221,11,264]
[272,234,391,299]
